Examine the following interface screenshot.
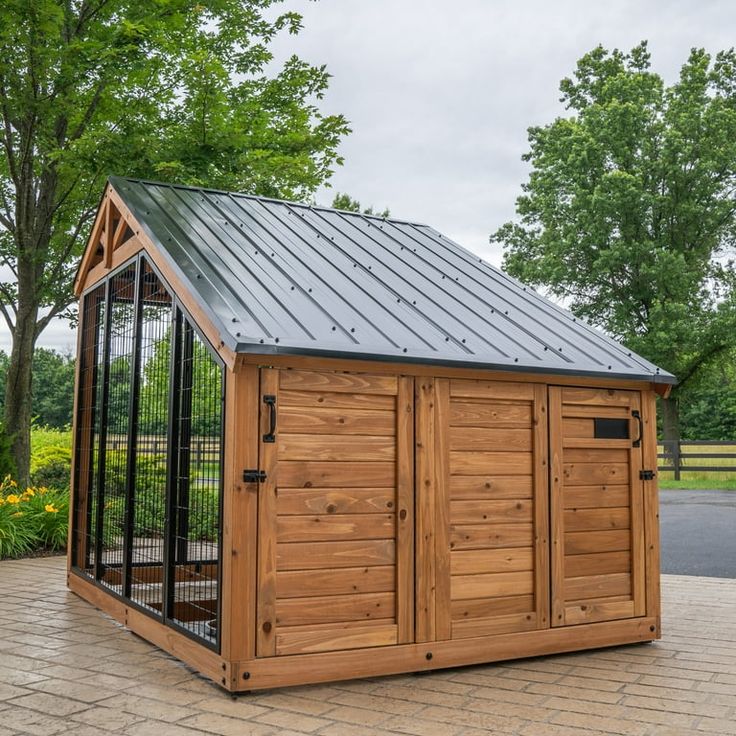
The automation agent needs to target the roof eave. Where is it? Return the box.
[233,341,677,385]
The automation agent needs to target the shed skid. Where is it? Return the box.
[68,178,665,692]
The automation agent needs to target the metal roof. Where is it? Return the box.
[109,176,675,384]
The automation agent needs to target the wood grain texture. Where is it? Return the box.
[221,363,259,665]
[414,378,436,642]
[276,622,398,656]
[276,514,396,543]
[449,475,533,499]
[450,451,533,476]
[450,401,532,428]
[276,566,395,599]
[276,592,395,626]
[279,369,398,395]
[256,368,279,657]
[279,406,395,435]
[396,375,415,644]
[277,540,396,570]
[276,488,395,515]
[451,547,534,575]
[451,594,534,621]
[641,390,661,621]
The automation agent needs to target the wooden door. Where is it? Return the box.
[416,378,550,641]
[549,386,646,626]
[256,368,414,657]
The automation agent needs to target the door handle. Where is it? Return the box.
[632,409,642,448]
[263,394,277,443]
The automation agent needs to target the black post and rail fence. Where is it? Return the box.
[658,440,736,481]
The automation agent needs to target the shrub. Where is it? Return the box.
[0,477,68,559]
[30,445,72,492]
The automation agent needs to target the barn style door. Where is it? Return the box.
[549,387,646,626]
[255,368,414,657]
[416,378,550,642]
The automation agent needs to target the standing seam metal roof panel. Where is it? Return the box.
[108,176,676,384]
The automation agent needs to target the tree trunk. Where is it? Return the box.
[660,395,681,477]
[3,303,38,488]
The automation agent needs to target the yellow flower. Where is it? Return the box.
[6,494,20,504]
[38,487,48,496]
[9,479,17,487]
[45,504,59,514]
[24,488,35,497]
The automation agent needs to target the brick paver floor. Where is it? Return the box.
[0,557,734,736]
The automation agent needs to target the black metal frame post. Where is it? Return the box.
[122,257,144,598]
[176,317,195,567]
[163,306,183,623]
[93,278,114,581]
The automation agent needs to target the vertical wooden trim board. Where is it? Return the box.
[396,376,416,643]
[256,368,279,657]
[220,363,259,673]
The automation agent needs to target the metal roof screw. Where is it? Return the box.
[331,326,336,331]
[236,332,241,337]
[274,337,279,343]
[608,365,612,369]
[490,308,494,313]
[308,288,312,293]
[350,328,355,333]
[504,310,509,315]
[196,274,202,279]
[445,337,449,341]
[290,286,295,290]
[259,339,264,343]
[543,346,548,351]
[270,252,274,257]
[558,347,563,351]
[412,300,416,305]
[403,348,408,353]
[231,317,237,323]
[514,358,519,362]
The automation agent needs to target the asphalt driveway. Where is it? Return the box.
[660,488,736,578]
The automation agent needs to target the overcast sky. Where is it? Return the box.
[3,0,735,354]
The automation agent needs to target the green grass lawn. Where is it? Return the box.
[658,443,736,490]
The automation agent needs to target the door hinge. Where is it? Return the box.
[640,469,655,481]
[243,469,267,483]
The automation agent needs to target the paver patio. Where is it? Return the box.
[0,557,734,736]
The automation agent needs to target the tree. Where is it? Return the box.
[0,348,75,429]
[29,348,75,428]
[493,43,736,443]
[0,1,349,484]
[331,192,390,218]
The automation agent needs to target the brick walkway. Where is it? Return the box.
[0,557,734,736]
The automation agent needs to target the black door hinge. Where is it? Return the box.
[640,469,655,481]
[243,469,267,483]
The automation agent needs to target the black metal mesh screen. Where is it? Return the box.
[72,255,224,650]
[170,321,223,642]
[129,262,172,610]
[99,264,137,590]
[75,284,106,576]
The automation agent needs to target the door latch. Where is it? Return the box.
[639,469,655,481]
[243,469,267,483]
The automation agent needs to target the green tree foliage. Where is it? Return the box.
[0,348,75,429]
[493,43,736,441]
[678,352,736,440]
[0,0,350,484]
[331,192,390,218]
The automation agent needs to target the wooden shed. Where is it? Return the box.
[68,177,674,691]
